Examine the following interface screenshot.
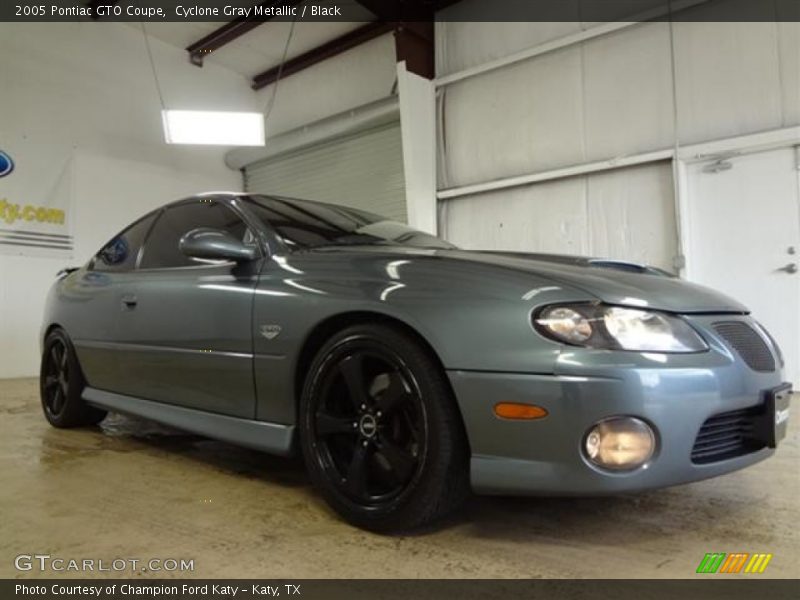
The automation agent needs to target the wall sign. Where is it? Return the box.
[0,143,75,257]
[0,151,13,177]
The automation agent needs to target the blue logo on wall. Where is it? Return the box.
[0,151,13,177]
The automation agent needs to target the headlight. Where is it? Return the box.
[534,303,707,352]
[585,417,656,470]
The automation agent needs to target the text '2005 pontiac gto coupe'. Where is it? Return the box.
[40,193,791,530]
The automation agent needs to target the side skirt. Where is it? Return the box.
[83,387,295,456]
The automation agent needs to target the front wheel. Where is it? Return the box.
[299,323,469,532]
[40,328,106,428]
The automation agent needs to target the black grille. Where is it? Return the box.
[691,406,766,464]
[713,321,775,372]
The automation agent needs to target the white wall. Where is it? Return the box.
[254,32,398,138]
[441,162,678,271]
[437,17,799,189]
[435,3,800,267]
[0,22,254,378]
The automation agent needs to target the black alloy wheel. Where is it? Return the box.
[300,323,469,532]
[40,329,106,428]
[42,337,71,420]
[312,346,427,506]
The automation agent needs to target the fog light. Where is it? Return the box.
[584,417,655,470]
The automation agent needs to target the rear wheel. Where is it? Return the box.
[40,329,106,428]
[299,323,469,531]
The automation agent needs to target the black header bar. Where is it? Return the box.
[4,579,800,600]
[3,0,799,23]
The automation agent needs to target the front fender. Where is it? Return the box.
[251,252,596,424]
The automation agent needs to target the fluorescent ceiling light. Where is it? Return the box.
[161,110,265,146]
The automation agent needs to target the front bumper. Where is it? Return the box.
[449,315,789,496]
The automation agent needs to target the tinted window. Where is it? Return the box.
[139,201,253,269]
[94,212,158,272]
[244,196,455,250]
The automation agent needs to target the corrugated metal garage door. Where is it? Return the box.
[244,122,406,222]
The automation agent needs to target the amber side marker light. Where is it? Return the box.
[494,403,548,420]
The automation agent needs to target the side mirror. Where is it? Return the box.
[179,228,258,263]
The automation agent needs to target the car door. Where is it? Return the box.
[69,211,159,392]
[111,199,261,418]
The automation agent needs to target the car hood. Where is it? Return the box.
[311,245,748,313]
[438,249,747,314]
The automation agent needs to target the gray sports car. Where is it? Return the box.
[40,193,792,531]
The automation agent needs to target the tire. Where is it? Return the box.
[40,328,107,428]
[299,323,470,532]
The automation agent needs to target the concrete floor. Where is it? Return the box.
[1,377,798,579]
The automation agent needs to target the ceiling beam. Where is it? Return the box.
[249,1,457,89]
[251,21,394,90]
[394,21,435,79]
[353,0,397,19]
[355,0,461,23]
[354,0,433,39]
[354,0,437,22]
[355,0,436,79]
[185,1,303,67]
[186,20,263,67]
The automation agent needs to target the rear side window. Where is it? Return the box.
[139,201,252,269]
[93,212,158,272]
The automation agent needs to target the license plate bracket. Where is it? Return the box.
[753,383,792,448]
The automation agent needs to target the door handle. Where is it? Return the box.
[121,295,138,308]
[777,263,798,274]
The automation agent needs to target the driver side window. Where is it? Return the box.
[139,201,254,270]
[93,212,158,272]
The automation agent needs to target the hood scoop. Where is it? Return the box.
[586,259,672,277]
[482,251,673,277]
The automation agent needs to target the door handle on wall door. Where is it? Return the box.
[121,295,138,308]
[777,263,797,274]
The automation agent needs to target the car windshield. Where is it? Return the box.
[244,195,456,250]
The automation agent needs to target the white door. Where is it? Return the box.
[685,147,800,386]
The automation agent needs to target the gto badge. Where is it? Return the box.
[775,408,790,426]
[260,324,282,340]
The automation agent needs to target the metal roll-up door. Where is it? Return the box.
[243,121,407,222]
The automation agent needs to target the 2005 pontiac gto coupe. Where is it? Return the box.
[40,193,792,530]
